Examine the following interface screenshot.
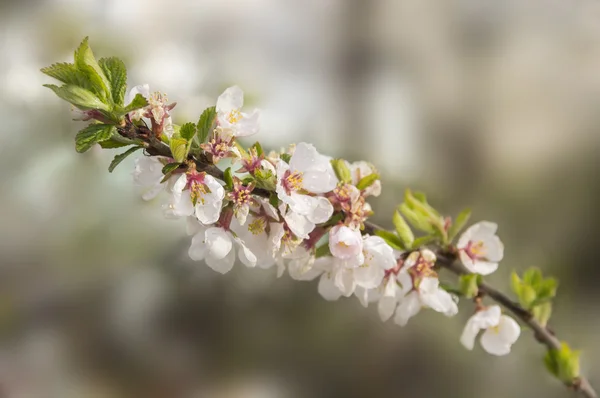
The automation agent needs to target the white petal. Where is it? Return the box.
[216,85,244,113]
[205,227,233,260]
[480,315,520,356]
[235,109,260,137]
[235,238,257,267]
[170,190,194,217]
[363,236,397,270]
[396,270,414,297]
[141,183,165,201]
[460,317,482,350]
[195,201,222,225]
[305,196,334,224]
[125,84,150,104]
[318,272,342,301]
[466,259,499,275]
[301,170,338,194]
[188,232,207,261]
[394,291,421,326]
[329,225,363,260]
[353,261,384,289]
[206,248,236,274]
[283,210,315,239]
[334,266,356,297]
[482,235,504,262]
[378,294,398,322]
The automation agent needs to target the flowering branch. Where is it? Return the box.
[41,37,596,397]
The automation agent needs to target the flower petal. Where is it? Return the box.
[206,248,236,274]
[236,238,257,267]
[216,85,244,113]
[394,291,421,326]
[188,232,207,261]
[305,196,334,224]
[205,227,233,260]
[318,272,342,301]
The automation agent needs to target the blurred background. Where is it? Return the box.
[1,0,600,397]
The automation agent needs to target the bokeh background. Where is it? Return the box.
[1,0,600,397]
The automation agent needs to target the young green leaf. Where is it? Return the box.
[448,208,472,240]
[356,173,379,190]
[170,137,188,163]
[74,37,111,101]
[544,343,581,383]
[161,162,181,175]
[374,230,405,251]
[280,153,292,163]
[108,146,142,172]
[532,302,553,327]
[99,136,144,149]
[197,106,217,143]
[180,122,197,141]
[223,167,234,190]
[393,210,414,250]
[315,243,332,258]
[331,159,352,184]
[98,57,127,106]
[459,274,481,298]
[40,62,90,89]
[399,203,434,233]
[120,93,148,114]
[411,235,437,248]
[252,141,264,156]
[43,84,110,111]
[75,124,115,153]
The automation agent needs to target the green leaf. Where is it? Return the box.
[99,136,144,149]
[356,173,380,190]
[252,141,264,156]
[544,343,581,383]
[224,167,234,190]
[121,93,148,114]
[269,192,279,209]
[393,210,414,250]
[197,106,217,143]
[74,37,111,101]
[536,278,558,301]
[523,267,543,289]
[315,243,332,258]
[40,62,90,89]
[108,146,142,172]
[170,137,188,163]
[532,302,553,327]
[98,57,127,106]
[44,84,110,111]
[399,203,434,233]
[448,208,472,240]
[459,274,481,299]
[75,124,115,153]
[331,159,352,184]
[180,122,197,141]
[374,230,405,251]
[255,169,276,191]
[162,162,181,174]
[411,235,437,248]
[280,153,292,163]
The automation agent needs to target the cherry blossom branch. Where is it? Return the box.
[365,221,597,398]
[42,38,597,398]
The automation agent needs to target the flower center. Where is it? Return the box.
[248,217,267,235]
[282,170,303,194]
[227,109,243,124]
[465,240,487,260]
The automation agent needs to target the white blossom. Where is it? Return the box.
[188,223,257,274]
[457,222,504,275]
[275,142,336,224]
[132,156,167,200]
[393,250,458,326]
[216,86,260,137]
[460,305,520,356]
[165,172,224,224]
[329,225,363,260]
